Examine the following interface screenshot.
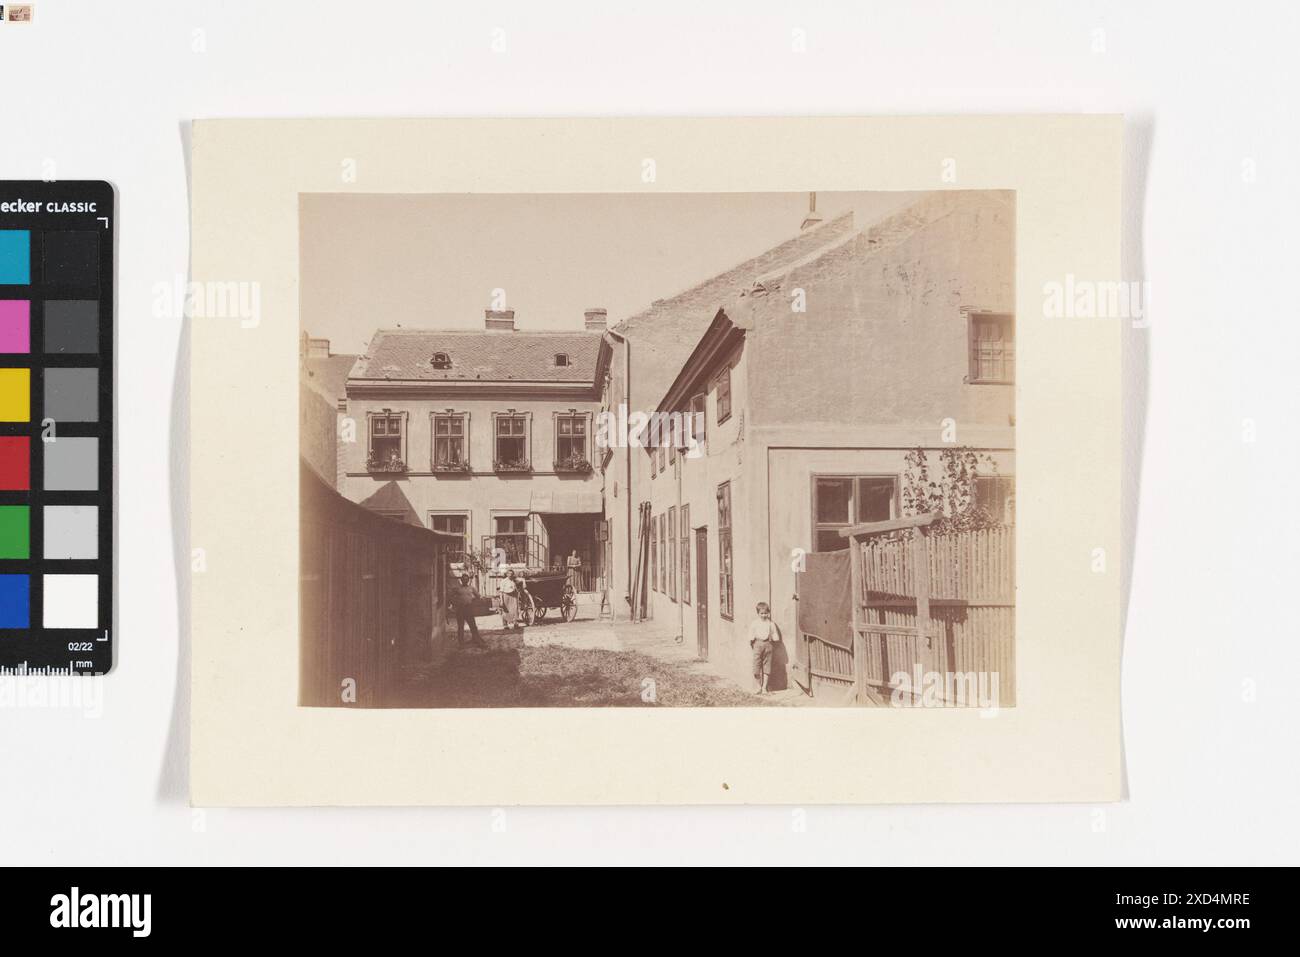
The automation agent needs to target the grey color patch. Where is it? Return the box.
[43,505,98,559]
[44,367,98,422]
[44,436,98,490]
[44,300,99,354]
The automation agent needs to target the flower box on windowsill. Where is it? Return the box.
[493,459,532,474]
[432,461,472,474]
[366,456,408,474]
[554,457,593,474]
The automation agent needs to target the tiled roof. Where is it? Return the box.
[351,329,602,383]
[303,354,358,400]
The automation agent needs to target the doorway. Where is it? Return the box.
[539,513,600,591]
[694,527,708,660]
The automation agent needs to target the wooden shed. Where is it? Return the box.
[299,462,459,707]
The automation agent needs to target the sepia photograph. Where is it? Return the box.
[299,189,1015,709]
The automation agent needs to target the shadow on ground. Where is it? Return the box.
[388,629,778,708]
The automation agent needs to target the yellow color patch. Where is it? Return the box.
[0,368,30,421]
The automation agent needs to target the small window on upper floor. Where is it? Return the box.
[715,366,732,424]
[554,353,571,367]
[968,314,1014,384]
[431,352,452,369]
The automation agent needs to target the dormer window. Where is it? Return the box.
[554,353,570,368]
[431,352,451,369]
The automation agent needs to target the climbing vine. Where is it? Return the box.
[901,446,1004,534]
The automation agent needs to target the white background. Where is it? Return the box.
[1,0,1296,865]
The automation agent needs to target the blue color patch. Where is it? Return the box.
[0,231,31,285]
[0,573,30,628]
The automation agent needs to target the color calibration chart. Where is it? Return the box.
[0,182,113,675]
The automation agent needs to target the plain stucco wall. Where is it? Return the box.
[746,190,1015,432]
[299,380,338,487]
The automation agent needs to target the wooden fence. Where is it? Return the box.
[299,463,457,707]
[801,513,1014,706]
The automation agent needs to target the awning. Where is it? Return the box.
[529,490,603,515]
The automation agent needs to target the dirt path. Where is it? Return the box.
[390,622,792,708]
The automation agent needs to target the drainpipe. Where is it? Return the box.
[604,328,632,621]
[676,428,684,643]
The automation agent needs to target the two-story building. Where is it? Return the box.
[338,308,610,592]
[607,191,1016,689]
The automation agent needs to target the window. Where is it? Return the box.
[813,475,897,552]
[715,367,732,424]
[555,413,589,468]
[430,513,470,561]
[969,313,1014,384]
[494,515,528,565]
[432,412,468,469]
[717,482,733,620]
[494,413,529,470]
[975,475,1016,524]
[367,410,406,471]
[430,352,451,369]
[650,514,658,591]
[689,393,706,449]
[554,353,570,367]
[659,514,667,593]
[667,506,677,601]
[680,505,691,605]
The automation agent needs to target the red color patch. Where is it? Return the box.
[0,436,30,490]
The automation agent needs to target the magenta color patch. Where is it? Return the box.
[0,300,30,354]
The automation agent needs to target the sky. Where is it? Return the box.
[300,190,923,355]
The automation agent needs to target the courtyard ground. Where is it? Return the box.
[391,610,813,708]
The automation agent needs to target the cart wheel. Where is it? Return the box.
[562,599,578,623]
[521,600,535,626]
[535,605,549,622]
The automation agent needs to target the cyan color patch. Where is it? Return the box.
[0,231,31,285]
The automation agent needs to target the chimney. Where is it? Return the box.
[485,308,516,331]
[306,337,330,357]
[584,308,608,332]
[800,191,823,231]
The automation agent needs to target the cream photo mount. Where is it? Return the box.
[190,116,1122,806]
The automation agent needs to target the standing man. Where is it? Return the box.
[566,549,582,590]
[449,575,488,649]
[499,569,521,630]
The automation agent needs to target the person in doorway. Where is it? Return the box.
[449,575,487,649]
[499,569,520,630]
[566,549,582,590]
[748,601,778,695]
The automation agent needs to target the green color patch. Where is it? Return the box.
[0,505,30,559]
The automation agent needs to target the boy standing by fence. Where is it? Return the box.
[749,601,778,695]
